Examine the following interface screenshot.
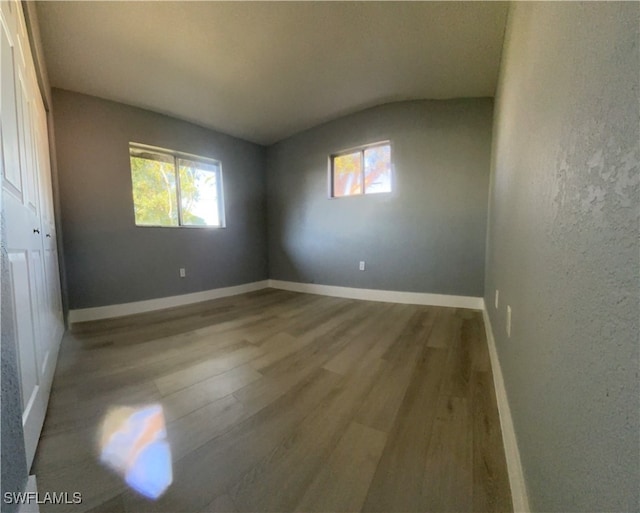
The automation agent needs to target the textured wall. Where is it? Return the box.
[53,89,268,310]
[1,214,28,513]
[267,99,493,297]
[485,3,639,512]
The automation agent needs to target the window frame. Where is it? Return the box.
[328,140,392,198]
[129,142,226,229]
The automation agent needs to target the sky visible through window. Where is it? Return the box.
[178,159,220,226]
[364,145,391,194]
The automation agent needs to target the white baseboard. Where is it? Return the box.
[268,279,484,310]
[68,280,269,324]
[482,301,530,512]
[69,279,483,324]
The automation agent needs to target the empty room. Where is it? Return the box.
[1,1,638,513]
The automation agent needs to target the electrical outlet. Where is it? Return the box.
[179,267,186,278]
[359,261,365,271]
[506,305,512,337]
[495,289,499,309]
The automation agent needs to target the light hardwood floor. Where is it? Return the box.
[32,289,512,513]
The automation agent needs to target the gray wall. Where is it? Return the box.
[53,89,268,310]
[266,99,493,297]
[485,3,639,512]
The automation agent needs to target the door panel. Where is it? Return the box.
[16,71,37,216]
[30,248,47,373]
[0,15,21,195]
[8,250,39,413]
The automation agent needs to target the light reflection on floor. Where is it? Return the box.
[99,404,172,499]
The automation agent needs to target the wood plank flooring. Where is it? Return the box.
[32,289,512,513]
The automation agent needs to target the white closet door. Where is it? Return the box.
[34,90,64,376]
[1,0,63,468]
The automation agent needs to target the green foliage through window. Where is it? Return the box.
[130,145,224,227]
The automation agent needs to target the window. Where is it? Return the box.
[330,142,391,197]
[129,144,225,227]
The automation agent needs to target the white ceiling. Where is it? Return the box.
[36,1,508,145]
